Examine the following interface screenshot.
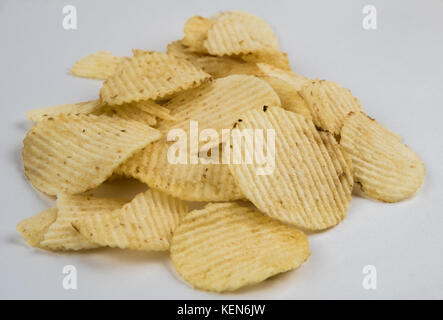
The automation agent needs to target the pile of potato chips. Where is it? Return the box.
[17,11,425,293]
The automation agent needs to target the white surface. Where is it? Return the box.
[1,0,443,299]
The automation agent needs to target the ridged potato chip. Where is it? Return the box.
[26,100,101,122]
[161,75,281,135]
[170,202,310,292]
[340,112,425,202]
[16,208,58,247]
[182,16,214,53]
[259,75,312,119]
[22,114,161,195]
[72,189,188,251]
[204,11,279,56]
[257,63,309,90]
[116,140,243,201]
[300,80,364,136]
[100,51,211,105]
[167,41,262,78]
[98,103,157,126]
[40,195,127,250]
[70,51,123,80]
[241,49,291,70]
[228,107,353,230]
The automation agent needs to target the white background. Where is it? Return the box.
[1,0,442,299]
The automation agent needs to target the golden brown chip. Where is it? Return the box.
[228,107,353,230]
[116,140,243,201]
[40,195,127,250]
[170,202,310,292]
[70,51,123,80]
[182,16,214,53]
[16,208,58,247]
[300,80,364,136]
[340,112,425,202]
[22,114,161,195]
[100,51,211,105]
[204,11,279,56]
[72,189,188,251]
[26,100,102,122]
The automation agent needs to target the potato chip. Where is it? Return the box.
[26,100,101,122]
[241,49,291,70]
[116,140,243,201]
[16,208,58,247]
[340,112,425,202]
[70,51,123,80]
[72,189,188,251]
[170,202,310,292]
[100,51,211,105]
[300,80,364,136]
[167,41,262,78]
[40,195,127,250]
[161,75,281,136]
[22,114,161,195]
[204,11,279,56]
[259,75,312,119]
[182,16,214,53]
[228,107,353,230]
[97,103,157,126]
[257,63,309,90]
[133,100,176,121]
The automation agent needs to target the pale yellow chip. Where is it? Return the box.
[16,208,58,247]
[40,195,127,250]
[100,51,211,105]
[116,140,243,201]
[97,103,157,126]
[241,49,291,70]
[204,11,279,56]
[300,80,364,136]
[259,75,312,119]
[22,114,161,195]
[182,16,214,53]
[340,112,425,202]
[257,63,309,90]
[132,100,176,121]
[170,202,310,292]
[160,75,281,137]
[70,51,123,80]
[26,100,102,122]
[228,107,353,230]
[167,41,262,78]
[71,189,188,251]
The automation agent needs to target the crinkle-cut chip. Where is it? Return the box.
[40,195,127,250]
[241,49,291,71]
[300,80,364,136]
[259,76,312,120]
[182,16,214,53]
[22,114,161,195]
[160,75,281,137]
[257,63,309,90]
[116,141,243,201]
[170,202,310,292]
[70,51,123,80]
[26,100,102,122]
[100,51,211,105]
[16,208,58,247]
[228,107,353,230]
[340,112,425,202]
[133,100,176,121]
[97,104,157,126]
[204,11,279,56]
[167,41,262,78]
[71,189,188,251]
